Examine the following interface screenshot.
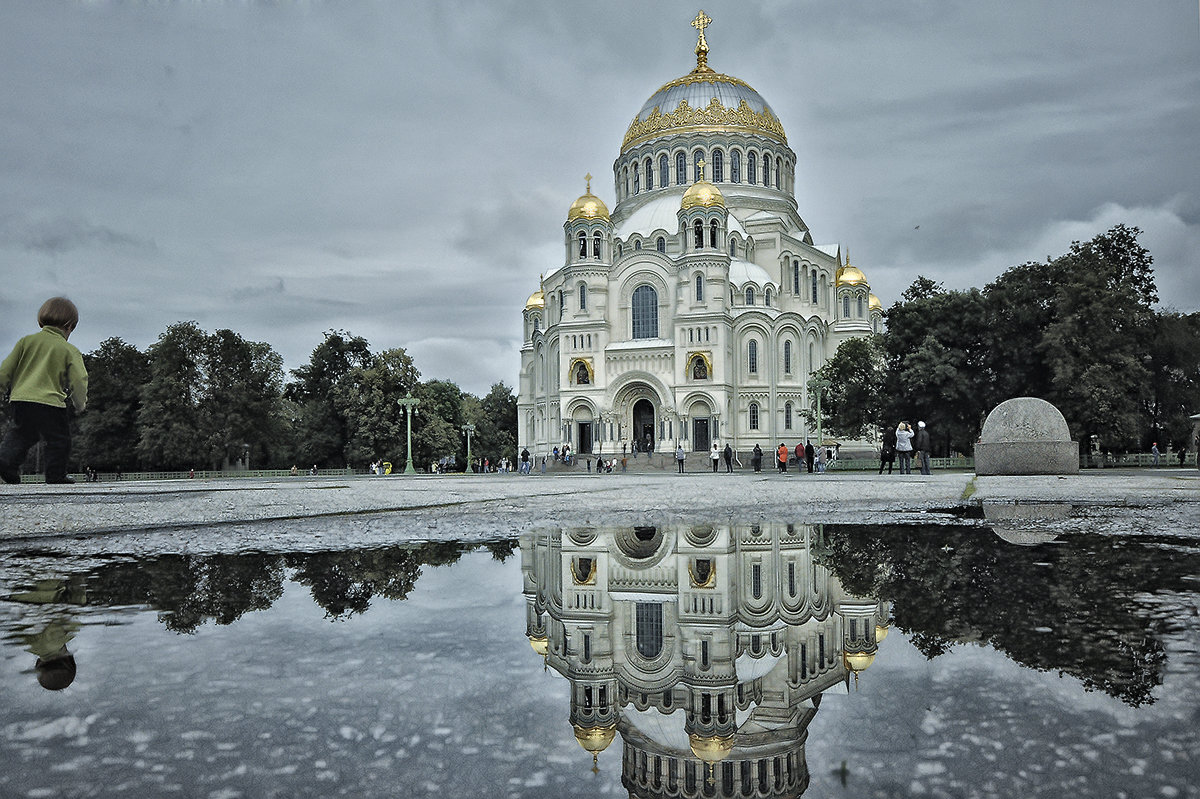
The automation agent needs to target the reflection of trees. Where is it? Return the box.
[72,540,485,630]
[819,525,1195,707]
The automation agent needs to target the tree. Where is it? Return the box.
[137,322,209,469]
[77,338,150,470]
[335,347,420,466]
[284,331,372,467]
[1142,312,1200,452]
[804,336,884,440]
[201,329,285,469]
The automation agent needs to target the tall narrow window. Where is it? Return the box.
[785,401,793,429]
[762,155,770,186]
[659,154,669,187]
[749,402,760,429]
[656,236,665,253]
[784,341,792,373]
[745,287,755,305]
[693,150,704,182]
[632,285,658,339]
[633,167,639,194]
[711,149,724,182]
[695,273,704,302]
[752,563,762,598]
[748,152,757,185]
[623,167,629,197]
[676,152,686,184]
[709,219,718,248]
[748,339,758,373]
[765,288,772,306]
[578,282,587,311]
[578,231,586,258]
[644,157,653,190]
[693,220,703,249]
[811,273,818,304]
[729,239,736,256]
[592,232,601,259]
[843,296,851,317]
[635,603,663,659]
[857,296,864,317]
[775,157,782,189]
[793,261,800,293]
[788,562,796,595]
[634,239,642,250]
[809,342,815,372]
[731,150,741,183]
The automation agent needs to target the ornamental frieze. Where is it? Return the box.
[622,97,788,152]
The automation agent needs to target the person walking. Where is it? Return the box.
[895,423,914,474]
[804,441,815,474]
[676,444,686,473]
[723,443,734,473]
[1151,442,1160,466]
[776,443,789,473]
[794,442,803,472]
[816,444,827,473]
[521,447,530,474]
[710,442,720,473]
[752,444,763,472]
[915,421,932,475]
[879,425,897,474]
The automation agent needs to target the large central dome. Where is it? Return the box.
[621,71,787,154]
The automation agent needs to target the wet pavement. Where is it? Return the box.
[0,471,1197,797]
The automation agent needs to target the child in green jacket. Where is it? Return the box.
[0,297,88,484]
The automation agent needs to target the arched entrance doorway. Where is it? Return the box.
[689,399,712,452]
[633,399,656,453]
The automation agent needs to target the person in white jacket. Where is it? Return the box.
[895,423,915,474]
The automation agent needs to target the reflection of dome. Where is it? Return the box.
[875,624,889,642]
[688,733,735,764]
[568,190,611,223]
[681,178,725,210]
[529,635,549,657]
[574,723,617,754]
[525,289,545,310]
[843,652,876,672]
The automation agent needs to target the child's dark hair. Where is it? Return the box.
[37,297,79,331]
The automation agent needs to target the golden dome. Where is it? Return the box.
[681,178,725,210]
[835,263,867,287]
[688,733,735,764]
[875,624,889,642]
[568,173,610,222]
[843,651,876,672]
[573,723,617,754]
[529,635,549,656]
[525,290,545,310]
[868,293,881,312]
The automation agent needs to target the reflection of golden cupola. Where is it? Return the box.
[574,723,617,771]
[681,160,725,210]
[868,293,881,312]
[835,250,868,287]
[529,635,549,657]
[843,651,876,672]
[689,733,735,763]
[567,174,611,222]
[875,623,889,642]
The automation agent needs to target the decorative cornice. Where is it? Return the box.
[622,97,788,153]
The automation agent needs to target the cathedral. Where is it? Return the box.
[518,12,882,458]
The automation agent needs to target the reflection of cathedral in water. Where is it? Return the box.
[521,524,889,797]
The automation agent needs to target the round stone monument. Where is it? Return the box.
[974,397,1079,476]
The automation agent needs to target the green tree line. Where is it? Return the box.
[808,225,1200,457]
[66,326,517,473]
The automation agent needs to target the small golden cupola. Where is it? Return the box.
[567,174,611,223]
[835,249,868,287]
[681,159,725,210]
[869,294,881,312]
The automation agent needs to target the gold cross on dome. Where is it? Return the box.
[585,173,593,193]
[692,10,712,38]
[691,10,712,71]
[698,158,707,181]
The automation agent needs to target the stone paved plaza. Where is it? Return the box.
[2,468,1196,554]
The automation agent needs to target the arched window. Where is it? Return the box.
[644,157,653,190]
[634,239,642,250]
[623,167,629,197]
[616,243,623,257]
[632,285,658,339]
[656,236,665,253]
[784,340,792,373]
[729,239,736,256]
[711,149,724,182]
[748,339,758,373]
[709,219,718,248]
[533,317,540,333]
[749,402,760,430]
[785,401,793,429]
[693,149,704,182]
[775,157,782,189]
[592,232,601,259]
[793,261,801,293]
[731,150,741,183]
[745,287,755,305]
[578,231,586,258]
[635,602,663,659]
[695,272,704,302]
[558,290,564,318]
[578,282,587,311]
[843,296,851,317]
[747,152,757,185]
[857,296,864,317]
[765,288,772,306]
[808,342,815,372]
[676,152,686,184]
[633,166,640,194]
[693,220,703,249]
[762,154,770,186]
[659,154,669,187]
[811,273,819,304]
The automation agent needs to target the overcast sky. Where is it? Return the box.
[2,1,1197,395]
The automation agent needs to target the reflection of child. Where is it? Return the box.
[10,578,87,691]
[0,297,89,485]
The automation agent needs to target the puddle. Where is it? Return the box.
[1,524,1198,797]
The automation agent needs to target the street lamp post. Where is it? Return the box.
[397,392,420,474]
[808,377,831,454]
[462,423,476,474]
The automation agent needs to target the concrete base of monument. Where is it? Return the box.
[974,440,1080,476]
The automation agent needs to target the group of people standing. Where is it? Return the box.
[878,421,932,475]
